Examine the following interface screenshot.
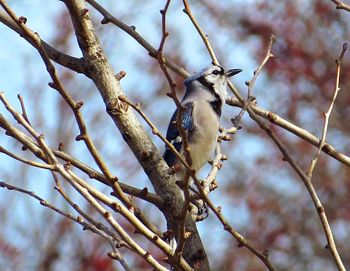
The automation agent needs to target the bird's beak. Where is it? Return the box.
[226,69,242,77]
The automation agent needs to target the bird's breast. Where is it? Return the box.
[189,101,220,171]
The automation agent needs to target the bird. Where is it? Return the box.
[163,64,242,179]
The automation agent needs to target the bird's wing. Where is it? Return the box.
[163,102,194,167]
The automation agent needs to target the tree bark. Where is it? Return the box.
[62,0,209,269]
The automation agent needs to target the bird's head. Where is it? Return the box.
[184,64,242,101]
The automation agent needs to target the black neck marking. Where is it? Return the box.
[197,77,221,101]
[196,76,223,116]
[197,76,214,91]
[209,99,222,117]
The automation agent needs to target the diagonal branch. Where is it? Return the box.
[0,11,85,74]
[182,0,218,64]
[0,112,163,207]
[330,0,350,12]
[0,145,54,170]
[225,100,350,167]
[157,3,196,260]
[0,180,127,260]
[232,35,275,128]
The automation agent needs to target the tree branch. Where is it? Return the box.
[0,112,163,207]
[331,0,350,12]
[0,180,128,259]
[304,43,347,271]
[0,11,86,74]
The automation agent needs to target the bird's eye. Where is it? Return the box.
[212,70,220,75]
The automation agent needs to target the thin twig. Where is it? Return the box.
[157,0,192,167]
[117,96,191,172]
[304,43,347,271]
[232,35,275,128]
[157,0,194,258]
[17,94,31,125]
[307,43,347,177]
[0,12,85,74]
[0,113,164,207]
[180,1,280,270]
[248,35,275,97]
[244,43,347,271]
[0,145,55,170]
[182,0,218,64]
[0,180,123,255]
[0,91,189,269]
[51,173,132,271]
[64,173,170,271]
[51,172,129,249]
[226,98,350,167]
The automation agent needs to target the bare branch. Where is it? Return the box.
[304,43,348,271]
[232,35,275,128]
[0,145,54,170]
[52,172,129,249]
[330,0,350,12]
[227,101,350,167]
[157,0,192,169]
[64,174,171,271]
[0,180,127,263]
[157,1,195,259]
[0,11,85,73]
[0,112,164,207]
[178,1,278,270]
[182,0,218,64]
[117,96,190,172]
[84,0,190,78]
[248,35,275,97]
[17,94,31,126]
[243,44,348,271]
[0,91,187,270]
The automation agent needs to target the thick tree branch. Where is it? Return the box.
[62,0,206,269]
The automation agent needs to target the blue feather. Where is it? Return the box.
[163,103,194,167]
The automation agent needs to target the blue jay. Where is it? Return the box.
[163,65,242,177]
